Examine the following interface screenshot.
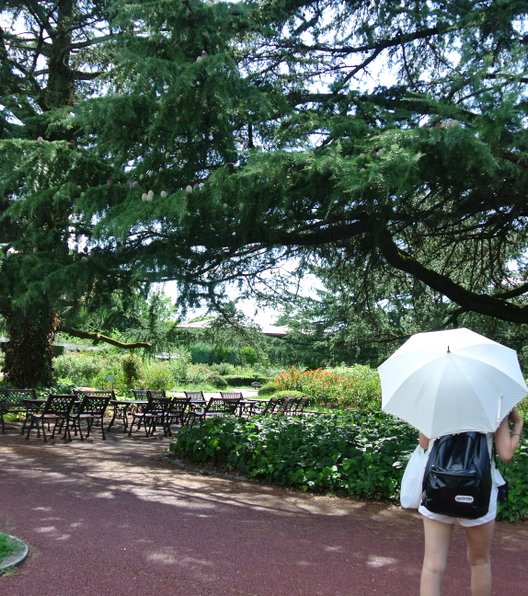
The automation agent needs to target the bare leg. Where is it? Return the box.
[464,520,494,596]
[420,517,454,596]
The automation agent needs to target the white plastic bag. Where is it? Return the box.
[400,444,429,509]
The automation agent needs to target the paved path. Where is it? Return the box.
[1,426,527,595]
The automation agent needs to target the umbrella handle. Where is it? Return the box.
[496,394,503,427]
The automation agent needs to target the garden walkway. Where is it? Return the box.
[1,426,527,595]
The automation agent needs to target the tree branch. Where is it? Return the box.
[378,229,528,323]
[61,327,152,349]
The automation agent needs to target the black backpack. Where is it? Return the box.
[421,432,492,519]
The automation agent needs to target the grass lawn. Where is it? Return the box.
[0,533,16,562]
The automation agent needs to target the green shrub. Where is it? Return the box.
[210,363,237,376]
[190,342,214,364]
[53,349,131,392]
[37,383,76,397]
[515,395,528,419]
[53,352,106,386]
[185,363,217,384]
[191,342,240,365]
[496,439,528,522]
[90,369,123,393]
[211,345,239,365]
[239,346,258,365]
[0,533,17,561]
[160,348,193,382]
[121,354,143,389]
[208,374,228,389]
[171,412,416,500]
[142,362,175,390]
[273,390,305,399]
[53,348,274,393]
[258,383,279,396]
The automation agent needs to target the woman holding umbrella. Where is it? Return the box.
[378,328,528,596]
[418,408,523,596]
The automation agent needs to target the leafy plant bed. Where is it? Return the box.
[170,412,528,522]
[171,412,415,500]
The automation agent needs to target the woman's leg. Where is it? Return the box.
[464,520,495,596]
[420,517,454,596]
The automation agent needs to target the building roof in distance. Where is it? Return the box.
[176,318,288,338]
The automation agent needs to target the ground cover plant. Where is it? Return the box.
[172,412,416,500]
[170,411,528,522]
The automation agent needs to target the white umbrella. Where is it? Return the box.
[378,328,528,438]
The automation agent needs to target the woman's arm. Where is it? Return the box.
[494,408,524,463]
[419,432,430,449]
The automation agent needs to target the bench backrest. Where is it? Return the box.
[206,396,242,415]
[77,394,112,416]
[76,389,115,399]
[220,391,243,400]
[0,388,37,410]
[184,391,205,400]
[44,394,78,416]
[131,389,149,399]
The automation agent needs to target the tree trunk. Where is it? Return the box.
[3,309,60,388]
[45,0,75,110]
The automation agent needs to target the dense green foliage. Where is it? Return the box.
[0,1,124,385]
[496,440,528,522]
[171,412,528,521]
[278,277,528,369]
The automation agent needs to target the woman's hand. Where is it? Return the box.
[508,408,523,430]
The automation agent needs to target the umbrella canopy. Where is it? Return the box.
[378,328,528,438]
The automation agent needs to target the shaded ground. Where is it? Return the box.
[1,424,527,595]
